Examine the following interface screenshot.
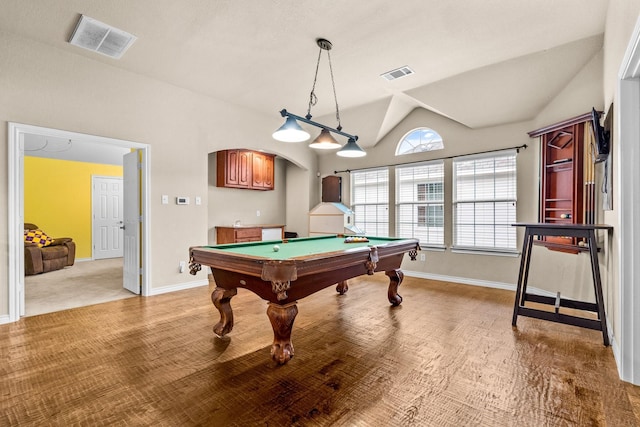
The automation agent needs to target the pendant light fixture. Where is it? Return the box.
[272,38,366,157]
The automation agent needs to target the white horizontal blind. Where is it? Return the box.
[453,151,517,250]
[396,161,444,245]
[351,168,389,236]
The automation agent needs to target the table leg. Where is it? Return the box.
[336,281,349,295]
[588,230,610,346]
[512,230,534,326]
[267,302,298,364]
[386,269,404,306]
[211,287,238,337]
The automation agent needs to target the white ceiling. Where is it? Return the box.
[2,0,608,155]
[23,134,131,166]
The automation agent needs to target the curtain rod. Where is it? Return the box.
[333,144,528,174]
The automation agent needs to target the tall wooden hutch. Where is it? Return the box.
[529,112,597,252]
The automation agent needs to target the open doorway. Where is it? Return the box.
[8,123,150,321]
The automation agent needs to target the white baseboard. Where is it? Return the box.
[0,314,12,325]
[147,278,209,296]
[403,269,557,298]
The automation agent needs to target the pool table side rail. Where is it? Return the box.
[189,238,420,280]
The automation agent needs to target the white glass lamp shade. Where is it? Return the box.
[272,116,310,142]
[308,128,342,149]
[336,138,366,157]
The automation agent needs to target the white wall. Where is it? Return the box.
[602,0,640,362]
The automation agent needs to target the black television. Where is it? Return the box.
[591,107,610,163]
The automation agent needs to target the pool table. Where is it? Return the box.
[189,235,420,364]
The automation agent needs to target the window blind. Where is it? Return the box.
[351,168,389,236]
[453,150,517,250]
[396,161,444,245]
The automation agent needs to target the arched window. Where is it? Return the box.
[396,128,444,155]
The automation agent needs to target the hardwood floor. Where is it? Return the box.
[1,275,638,426]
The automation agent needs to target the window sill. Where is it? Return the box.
[451,247,520,257]
[419,245,446,252]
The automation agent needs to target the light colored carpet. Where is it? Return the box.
[25,257,136,316]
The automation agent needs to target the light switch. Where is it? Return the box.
[161,195,169,205]
[195,196,202,205]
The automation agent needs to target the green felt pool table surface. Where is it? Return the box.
[203,235,405,260]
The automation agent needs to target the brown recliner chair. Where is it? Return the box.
[24,223,76,275]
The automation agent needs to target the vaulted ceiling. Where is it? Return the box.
[1,0,608,149]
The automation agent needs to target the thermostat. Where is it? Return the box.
[176,196,190,205]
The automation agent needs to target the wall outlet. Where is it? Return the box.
[179,261,186,273]
[256,210,261,217]
[419,253,426,262]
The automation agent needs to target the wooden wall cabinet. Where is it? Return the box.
[216,149,274,190]
[322,175,342,203]
[529,112,595,252]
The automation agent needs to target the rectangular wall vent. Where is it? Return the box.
[69,15,136,59]
[380,66,415,81]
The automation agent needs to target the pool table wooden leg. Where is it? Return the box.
[336,281,349,295]
[386,269,404,306]
[211,287,238,337]
[267,302,298,365]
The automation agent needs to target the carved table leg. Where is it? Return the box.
[211,287,238,337]
[266,302,299,364]
[336,281,349,295]
[386,269,405,306]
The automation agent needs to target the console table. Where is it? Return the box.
[511,223,612,345]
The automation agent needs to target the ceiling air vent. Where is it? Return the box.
[380,66,414,81]
[69,15,136,59]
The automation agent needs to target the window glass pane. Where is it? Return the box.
[396,128,444,155]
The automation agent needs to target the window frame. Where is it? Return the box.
[452,150,518,255]
[396,127,444,155]
[395,160,445,247]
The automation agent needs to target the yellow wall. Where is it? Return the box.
[24,157,123,259]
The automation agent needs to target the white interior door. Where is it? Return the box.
[123,151,141,294]
[92,176,124,259]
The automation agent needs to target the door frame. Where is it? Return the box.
[7,122,151,322]
[617,15,640,386]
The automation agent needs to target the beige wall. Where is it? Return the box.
[286,160,319,237]
[319,108,537,286]
[0,30,317,313]
[319,47,604,290]
[207,155,288,244]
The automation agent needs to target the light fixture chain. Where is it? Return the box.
[306,48,323,119]
[326,50,342,131]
